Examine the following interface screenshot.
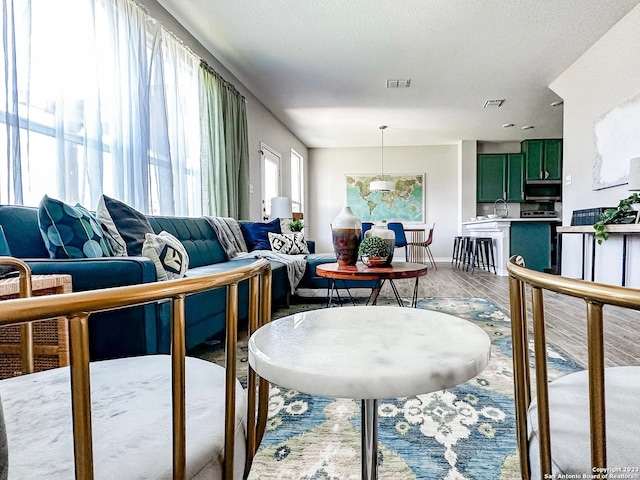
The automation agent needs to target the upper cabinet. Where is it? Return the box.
[506,153,524,202]
[477,153,524,203]
[521,139,563,181]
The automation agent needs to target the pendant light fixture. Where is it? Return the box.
[370,125,395,192]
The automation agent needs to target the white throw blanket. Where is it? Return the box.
[204,216,247,258]
[233,250,307,294]
[205,216,306,294]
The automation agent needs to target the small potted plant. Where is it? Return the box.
[287,219,304,232]
[593,193,640,244]
[358,236,392,267]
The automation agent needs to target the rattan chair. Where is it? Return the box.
[507,255,640,480]
[0,257,270,480]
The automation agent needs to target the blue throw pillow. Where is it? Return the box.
[37,195,113,259]
[240,218,281,251]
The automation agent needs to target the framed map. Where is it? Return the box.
[346,173,425,223]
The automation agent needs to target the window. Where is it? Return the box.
[291,149,304,215]
[1,0,201,215]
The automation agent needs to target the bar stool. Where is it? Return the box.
[468,237,496,274]
[451,236,463,265]
[461,236,474,269]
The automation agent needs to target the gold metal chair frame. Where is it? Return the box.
[0,256,271,480]
[507,255,640,480]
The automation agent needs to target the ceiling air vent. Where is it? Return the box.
[387,79,411,88]
[483,99,504,108]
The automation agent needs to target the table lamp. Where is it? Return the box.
[270,197,293,219]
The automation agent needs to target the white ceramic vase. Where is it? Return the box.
[364,222,395,266]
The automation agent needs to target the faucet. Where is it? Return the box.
[494,198,509,218]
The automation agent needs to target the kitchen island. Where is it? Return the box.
[462,218,561,275]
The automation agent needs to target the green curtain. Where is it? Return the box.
[199,62,250,219]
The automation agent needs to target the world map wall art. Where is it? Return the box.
[346,173,425,223]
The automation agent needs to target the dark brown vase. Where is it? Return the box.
[331,206,362,266]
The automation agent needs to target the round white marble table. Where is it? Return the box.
[248,306,491,480]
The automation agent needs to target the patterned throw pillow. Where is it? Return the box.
[37,195,113,259]
[141,231,190,281]
[268,232,310,255]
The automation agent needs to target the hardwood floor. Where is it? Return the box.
[296,261,640,369]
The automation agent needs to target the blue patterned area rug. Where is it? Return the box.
[245,297,583,480]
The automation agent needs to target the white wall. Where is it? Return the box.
[142,0,308,221]
[308,144,463,260]
[551,4,640,285]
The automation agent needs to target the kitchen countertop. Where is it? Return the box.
[462,217,561,225]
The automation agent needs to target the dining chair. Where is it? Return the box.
[361,222,373,239]
[386,222,408,261]
[422,223,437,269]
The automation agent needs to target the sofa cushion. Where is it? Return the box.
[528,366,640,479]
[37,195,113,259]
[239,219,281,251]
[96,195,153,256]
[268,232,310,255]
[1,355,248,479]
[142,231,190,281]
[148,216,228,268]
[0,393,6,480]
[0,226,10,257]
[0,226,13,277]
[0,205,49,258]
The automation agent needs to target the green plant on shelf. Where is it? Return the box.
[358,236,391,258]
[287,219,304,232]
[593,193,640,244]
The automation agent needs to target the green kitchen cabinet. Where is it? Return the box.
[510,221,553,272]
[543,140,562,179]
[477,153,524,203]
[477,154,506,203]
[506,153,524,202]
[522,139,563,181]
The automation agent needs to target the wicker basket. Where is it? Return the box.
[0,275,71,379]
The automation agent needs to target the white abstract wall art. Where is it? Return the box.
[593,92,640,190]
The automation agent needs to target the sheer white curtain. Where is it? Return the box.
[0,0,201,215]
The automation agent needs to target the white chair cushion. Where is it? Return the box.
[528,366,640,479]
[0,355,247,480]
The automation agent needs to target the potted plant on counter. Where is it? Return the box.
[358,236,392,267]
[593,193,640,244]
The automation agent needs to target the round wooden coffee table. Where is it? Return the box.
[316,261,428,307]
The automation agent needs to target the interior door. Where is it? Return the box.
[261,143,281,220]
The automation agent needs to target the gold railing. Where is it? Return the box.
[0,256,272,480]
[507,255,640,480]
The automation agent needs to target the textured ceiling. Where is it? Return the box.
[157,0,640,147]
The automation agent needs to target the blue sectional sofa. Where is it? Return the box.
[0,204,356,361]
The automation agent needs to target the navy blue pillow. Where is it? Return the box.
[240,219,282,251]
